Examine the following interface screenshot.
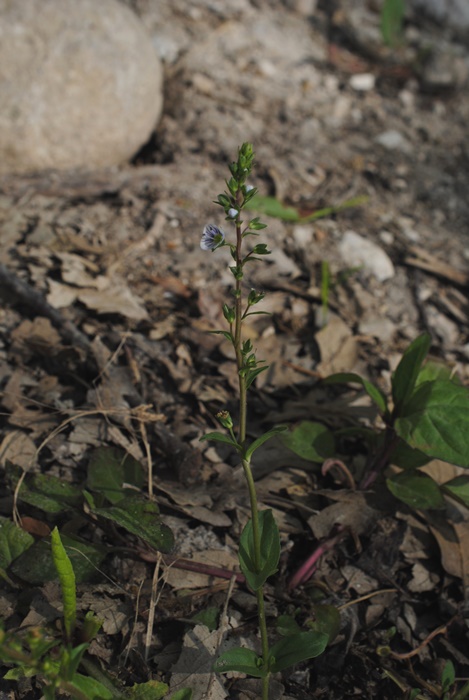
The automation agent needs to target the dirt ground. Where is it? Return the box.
[1,1,469,698]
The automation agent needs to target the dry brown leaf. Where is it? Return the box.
[169,624,228,700]
[0,430,37,469]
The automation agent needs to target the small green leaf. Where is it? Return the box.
[269,631,328,672]
[245,426,288,461]
[191,606,219,631]
[51,527,76,640]
[239,510,280,591]
[128,680,170,699]
[395,380,469,466]
[392,333,431,414]
[389,439,431,470]
[245,365,269,389]
[90,495,174,553]
[441,660,455,692]
[0,517,34,569]
[170,690,193,700]
[64,642,89,679]
[282,421,335,463]
[323,372,388,414]
[68,673,116,699]
[307,605,341,643]
[386,471,445,510]
[416,360,457,386]
[87,446,144,504]
[214,647,265,677]
[208,330,234,343]
[199,431,242,451]
[441,476,469,508]
[276,615,301,636]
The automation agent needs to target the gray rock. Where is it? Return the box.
[338,230,395,281]
[411,0,469,32]
[375,130,412,154]
[0,0,163,174]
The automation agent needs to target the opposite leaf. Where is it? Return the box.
[238,510,280,591]
[269,631,328,672]
[245,426,287,461]
[323,373,387,415]
[214,647,265,677]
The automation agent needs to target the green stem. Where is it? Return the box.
[233,202,270,697]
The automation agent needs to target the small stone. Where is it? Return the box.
[375,130,412,154]
[338,231,395,282]
[0,0,163,174]
[349,73,376,91]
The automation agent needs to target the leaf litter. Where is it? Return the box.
[1,2,469,698]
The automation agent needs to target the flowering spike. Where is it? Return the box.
[200,224,225,251]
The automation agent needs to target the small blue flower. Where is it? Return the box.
[200,223,225,251]
[228,208,238,219]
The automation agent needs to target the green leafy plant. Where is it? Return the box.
[380,0,405,47]
[284,332,469,511]
[199,144,330,698]
[1,527,171,699]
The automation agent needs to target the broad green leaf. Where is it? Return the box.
[8,467,82,514]
[199,431,241,451]
[68,673,116,699]
[214,647,265,677]
[416,360,457,386]
[269,631,328,672]
[238,510,280,591]
[441,476,469,508]
[386,471,445,510]
[128,680,170,699]
[90,495,174,553]
[10,535,107,585]
[0,517,34,569]
[307,605,341,643]
[282,421,335,463]
[389,438,431,470]
[392,333,431,414]
[323,373,387,414]
[51,527,76,639]
[395,380,469,466]
[245,426,288,461]
[276,614,301,636]
[87,446,144,504]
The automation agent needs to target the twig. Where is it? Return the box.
[144,553,163,664]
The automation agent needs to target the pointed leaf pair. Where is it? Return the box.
[199,431,242,451]
[238,510,280,591]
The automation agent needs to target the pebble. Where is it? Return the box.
[375,130,412,154]
[349,73,376,91]
[338,230,395,282]
[0,0,163,174]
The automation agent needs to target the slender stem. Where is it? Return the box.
[233,201,270,697]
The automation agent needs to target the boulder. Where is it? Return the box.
[0,0,163,174]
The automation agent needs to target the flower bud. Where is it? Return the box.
[228,208,239,219]
[216,410,233,429]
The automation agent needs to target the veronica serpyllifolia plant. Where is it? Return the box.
[200,143,329,698]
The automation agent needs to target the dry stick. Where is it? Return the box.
[0,262,90,352]
[144,552,163,665]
